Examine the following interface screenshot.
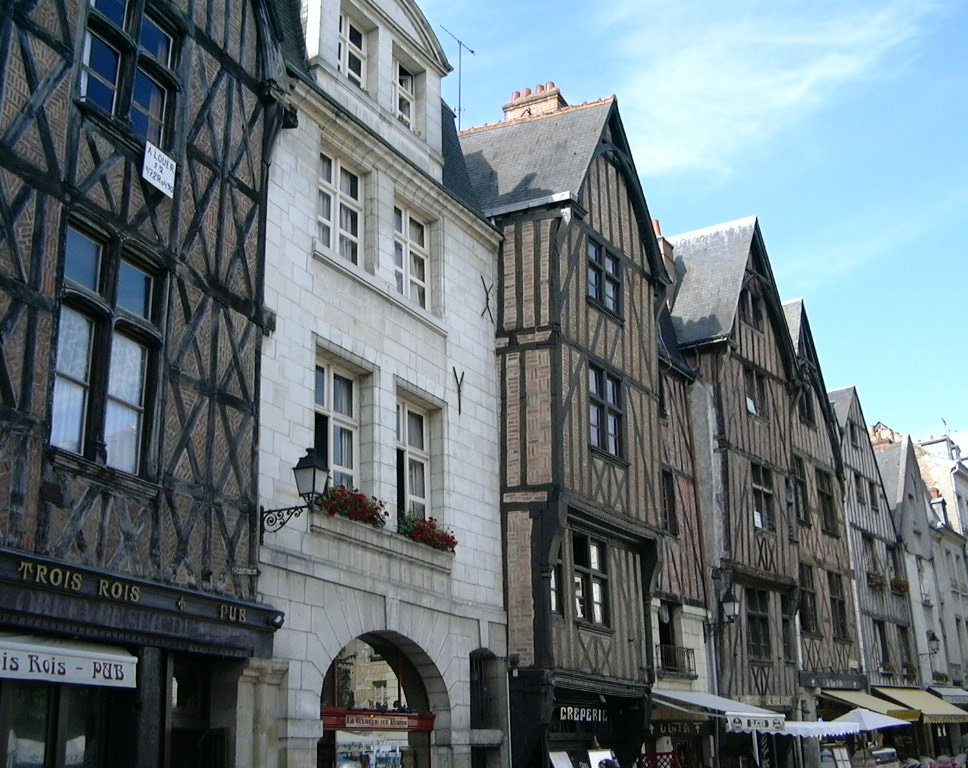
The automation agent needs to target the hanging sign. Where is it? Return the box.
[142,141,176,198]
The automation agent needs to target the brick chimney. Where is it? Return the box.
[503,82,567,121]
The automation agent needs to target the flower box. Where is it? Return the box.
[398,512,458,552]
[867,572,885,590]
[890,577,909,594]
[319,486,388,528]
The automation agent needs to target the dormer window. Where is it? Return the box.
[338,14,365,89]
[396,62,415,129]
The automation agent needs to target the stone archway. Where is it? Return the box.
[318,631,451,768]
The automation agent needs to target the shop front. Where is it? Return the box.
[547,685,650,768]
[0,548,281,767]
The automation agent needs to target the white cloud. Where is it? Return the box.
[604,0,937,176]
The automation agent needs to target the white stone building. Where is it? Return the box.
[255,2,506,767]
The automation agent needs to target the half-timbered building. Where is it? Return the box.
[257,2,507,768]
[668,218,846,767]
[782,302,863,752]
[0,1,288,765]
[460,85,668,768]
[826,388,913,709]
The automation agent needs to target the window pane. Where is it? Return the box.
[83,33,120,112]
[56,307,93,380]
[408,458,425,498]
[117,259,152,317]
[394,206,404,233]
[592,581,605,623]
[132,69,166,144]
[393,240,404,268]
[407,410,424,450]
[349,25,363,48]
[333,425,354,471]
[52,378,87,453]
[140,14,172,64]
[4,682,51,768]
[410,253,425,282]
[333,373,353,416]
[105,400,141,473]
[315,365,326,407]
[338,234,357,264]
[412,283,425,308]
[319,153,333,183]
[64,686,104,768]
[339,203,358,236]
[93,0,127,26]
[340,168,359,200]
[108,334,146,406]
[65,228,101,290]
[409,217,425,247]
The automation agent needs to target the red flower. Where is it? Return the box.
[319,487,388,529]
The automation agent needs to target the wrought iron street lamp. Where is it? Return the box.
[704,588,741,634]
[260,448,330,543]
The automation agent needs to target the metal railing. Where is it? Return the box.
[655,644,696,676]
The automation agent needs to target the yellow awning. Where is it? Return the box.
[874,688,968,724]
[820,689,919,721]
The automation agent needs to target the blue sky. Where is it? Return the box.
[422,0,968,439]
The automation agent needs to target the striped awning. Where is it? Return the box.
[820,689,919,721]
[874,687,968,724]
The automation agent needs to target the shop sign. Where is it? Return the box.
[558,705,609,723]
[798,671,866,690]
[726,712,785,733]
[648,720,710,736]
[0,636,136,688]
[345,714,412,729]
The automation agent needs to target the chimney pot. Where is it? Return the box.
[547,81,556,90]
[536,84,545,93]
[523,87,532,97]
[512,90,521,100]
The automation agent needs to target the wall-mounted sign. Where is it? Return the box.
[648,720,710,737]
[143,141,175,198]
[799,671,866,690]
[0,634,136,688]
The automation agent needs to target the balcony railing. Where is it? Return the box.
[656,644,696,677]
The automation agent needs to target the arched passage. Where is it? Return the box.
[318,631,451,768]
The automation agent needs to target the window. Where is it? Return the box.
[874,620,890,669]
[863,535,881,573]
[395,62,415,128]
[870,480,881,514]
[393,205,429,308]
[799,563,818,634]
[781,595,796,662]
[80,0,177,146]
[573,532,609,625]
[746,588,771,660]
[855,473,867,508]
[660,468,679,535]
[314,362,358,489]
[816,469,837,534]
[658,373,669,420]
[550,562,563,614]
[586,239,621,315]
[798,390,815,426]
[789,455,808,525]
[317,151,362,264]
[848,420,861,449]
[589,364,622,457]
[397,399,429,517]
[338,13,366,88]
[751,463,775,532]
[898,625,913,669]
[829,571,849,640]
[739,285,764,332]
[51,225,160,475]
[744,366,768,417]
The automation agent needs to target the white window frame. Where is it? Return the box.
[317,151,362,265]
[395,61,415,128]
[314,362,359,490]
[393,205,429,308]
[397,398,429,518]
[751,462,775,532]
[338,13,366,88]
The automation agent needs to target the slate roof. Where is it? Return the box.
[875,440,903,505]
[668,217,758,347]
[441,102,481,213]
[273,0,308,74]
[828,386,856,427]
[458,99,615,216]
[783,299,804,349]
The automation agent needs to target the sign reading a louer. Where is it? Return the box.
[142,141,176,198]
[0,635,137,688]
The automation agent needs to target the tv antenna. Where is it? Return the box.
[440,25,475,129]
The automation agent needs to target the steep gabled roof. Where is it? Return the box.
[459,99,615,216]
[440,102,481,213]
[828,386,856,427]
[668,216,758,347]
[783,299,804,349]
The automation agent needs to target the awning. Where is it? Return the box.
[0,633,136,688]
[820,689,919,721]
[874,687,968,724]
[652,690,786,733]
[781,720,860,738]
[929,687,968,706]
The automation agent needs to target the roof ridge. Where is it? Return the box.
[459,95,614,136]
[669,215,758,242]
